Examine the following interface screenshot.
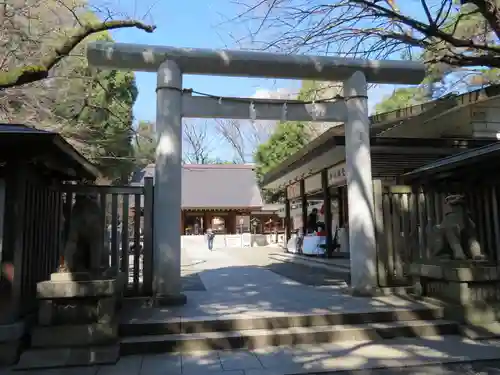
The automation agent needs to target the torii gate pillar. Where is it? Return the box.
[344,71,376,295]
[154,60,185,304]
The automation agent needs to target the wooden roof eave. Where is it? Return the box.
[261,84,500,189]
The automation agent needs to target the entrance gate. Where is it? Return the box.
[86,42,425,299]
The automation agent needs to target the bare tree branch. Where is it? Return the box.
[183,120,214,164]
[231,0,500,70]
[215,119,274,163]
[0,19,155,89]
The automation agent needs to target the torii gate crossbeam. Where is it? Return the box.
[87,41,425,302]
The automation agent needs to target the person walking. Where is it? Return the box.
[206,227,215,251]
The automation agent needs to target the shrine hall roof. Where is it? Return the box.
[0,123,99,180]
[131,163,264,209]
[403,141,500,183]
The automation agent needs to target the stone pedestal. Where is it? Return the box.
[0,321,25,366]
[16,270,126,370]
[409,261,500,324]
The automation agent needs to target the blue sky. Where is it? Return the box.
[108,0,413,160]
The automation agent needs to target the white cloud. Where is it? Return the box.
[252,87,297,100]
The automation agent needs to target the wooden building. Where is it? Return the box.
[131,163,279,234]
[261,84,500,263]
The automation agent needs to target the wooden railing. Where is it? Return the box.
[61,177,154,296]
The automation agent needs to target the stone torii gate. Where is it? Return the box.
[87,42,425,301]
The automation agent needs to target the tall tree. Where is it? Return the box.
[0,0,154,89]
[133,120,156,169]
[235,0,500,88]
[254,121,310,202]
[183,120,215,164]
[216,119,273,163]
[0,1,153,182]
[375,86,430,114]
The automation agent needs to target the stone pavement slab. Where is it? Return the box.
[122,247,440,324]
[6,336,500,375]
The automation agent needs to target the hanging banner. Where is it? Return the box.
[286,182,301,199]
[304,173,322,194]
[327,162,347,187]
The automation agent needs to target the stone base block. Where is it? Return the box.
[347,285,413,297]
[15,345,119,370]
[31,322,118,348]
[0,321,26,366]
[0,340,21,366]
[460,322,500,340]
[154,293,187,306]
[410,261,500,323]
[38,297,116,326]
[37,277,119,299]
[410,262,500,304]
[444,301,500,325]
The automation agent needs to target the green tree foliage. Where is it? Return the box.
[0,2,151,183]
[0,1,154,90]
[254,121,309,181]
[253,80,329,202]
[375,86,429,114]
[254,121,310,202]
[51,29,138,183]
[133,121,156,169]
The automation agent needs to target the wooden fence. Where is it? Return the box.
[4,170,64,319]
[3,175,154,322]
[61,177,154,297]
[375,182,500,287]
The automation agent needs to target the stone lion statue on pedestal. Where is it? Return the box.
[428,194,486,261]
[59,193,105,274]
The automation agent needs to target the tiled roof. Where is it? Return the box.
[131,164,264,209]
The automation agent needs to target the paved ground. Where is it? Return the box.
[124,246,435,321]
[5,247,500,374]
[218,248,350,287]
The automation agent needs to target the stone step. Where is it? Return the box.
[120,319,459,355]
[120,306,445,337]
[460,322,500,340]
[270,252,351,273]
[14,345,119,370]
[31,322,118,348]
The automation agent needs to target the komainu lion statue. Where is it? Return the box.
[60,193,105,274]
[428,194,486,261]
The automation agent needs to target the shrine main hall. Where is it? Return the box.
[131,163,279,235]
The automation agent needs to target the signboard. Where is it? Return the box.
[304,173,322,194]
[286,182,301,199]
[327,162,347,187]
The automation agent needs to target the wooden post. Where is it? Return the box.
[142,177,154,296]
[490,186,500,263]
[372,179,387,287]
[9,166,28,321]
[300,179,307,236]
[321,170,333,257]
[180,210,185,235]
[110,194,119,268]
[285,191,291,244]
[338,186,346,228]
